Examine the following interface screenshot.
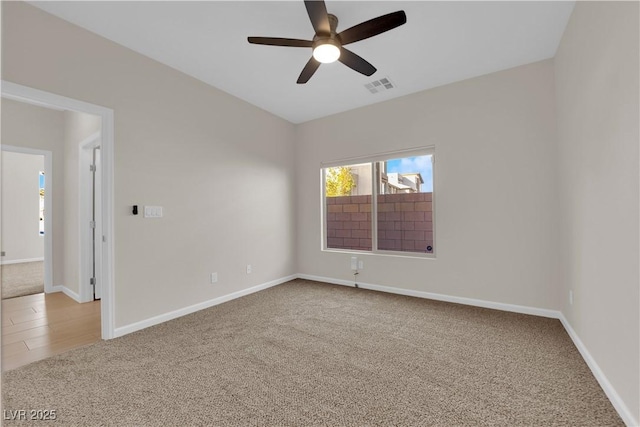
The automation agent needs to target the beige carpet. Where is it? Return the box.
[2,279,622,426]
[1,261,44,299]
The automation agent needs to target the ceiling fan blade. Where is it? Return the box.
[304,0,330,35]
[248,37,313,48]
[338,48,376,76]
[338,11,407,45]
[297,57,321,84]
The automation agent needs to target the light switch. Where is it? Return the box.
[144,206,163,218]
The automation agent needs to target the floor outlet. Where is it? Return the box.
[210,273,218,284]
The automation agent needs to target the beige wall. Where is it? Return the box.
[62,111,101,295]
[0,151,45,261]
[296,59,561,310]
[1,99,65,284]
[555,1,639,422]
[2,2,297,327]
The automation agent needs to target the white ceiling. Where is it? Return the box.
[30,1,575,124]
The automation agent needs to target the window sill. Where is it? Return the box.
[322,248,436,260]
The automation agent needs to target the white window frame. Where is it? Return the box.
[321,146,436,259]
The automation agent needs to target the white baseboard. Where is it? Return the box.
[297,273,637,426]
[113,274,297,338]
[0,257,44,266]
[49,285,82,303]
[559,314,638,427]
[297,274,560,319]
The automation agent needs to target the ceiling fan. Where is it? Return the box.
[247,1,407,84]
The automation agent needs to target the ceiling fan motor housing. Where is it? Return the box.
[312,35,341,50]
[313,14,341,48]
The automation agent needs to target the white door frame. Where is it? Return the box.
[0,145,53,293]
[2,80,116,340]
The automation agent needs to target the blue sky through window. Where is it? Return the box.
[386,155,433,192]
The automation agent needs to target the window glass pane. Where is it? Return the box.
[325,163,372,251]
[377,155,433,253]
[39,171,45,236]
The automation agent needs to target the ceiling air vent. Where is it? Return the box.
[364,77,395,94]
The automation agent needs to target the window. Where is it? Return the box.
[322,148,434,257]
[39,171,45,236]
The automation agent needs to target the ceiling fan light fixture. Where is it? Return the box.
[313,40,340,63]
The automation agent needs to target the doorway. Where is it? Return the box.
[2,81,115,340]
[0,148,52,299]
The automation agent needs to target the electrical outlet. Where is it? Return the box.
[210,273,218,284]
[569,290,573,305]
[358,260,364,270]
[246,265,252,274]
[351,257,358,271]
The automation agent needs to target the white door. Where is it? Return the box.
[80,134,102,303]
[92,146,102,300]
